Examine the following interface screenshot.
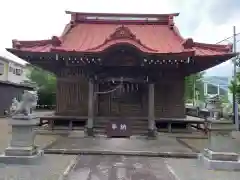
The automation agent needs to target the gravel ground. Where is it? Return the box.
[0,154,76,180]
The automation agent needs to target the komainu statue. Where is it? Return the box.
[10,90,38,117]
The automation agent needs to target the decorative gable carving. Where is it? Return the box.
[108,25,136,40]
[87,25,157,52]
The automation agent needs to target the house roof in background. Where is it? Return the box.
[0,49,27,66]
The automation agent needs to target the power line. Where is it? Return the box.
[216,32,240,44]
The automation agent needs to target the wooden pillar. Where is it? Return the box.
[95,83,99,115]
[148,83,156,137]
[87,80,94,136]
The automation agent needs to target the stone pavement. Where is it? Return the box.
[66,155,240,180]
[177,134,240,153]
[67,155,176,180]
[176,137,208,153]
[0,154,76,180]
[45,135,197,157]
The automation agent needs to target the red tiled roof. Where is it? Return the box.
[10,11,233,57]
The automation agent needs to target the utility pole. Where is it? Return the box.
[193,76,196,106]
[233,26,239,130]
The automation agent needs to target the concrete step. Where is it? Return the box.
[93,130,142,134]
[95,121,148,126]
[94,125,148,129]
[94,127,148,132]
[95,121,148,127]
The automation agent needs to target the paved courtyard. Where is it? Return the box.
[1,115,240,179]
[67,155,175,180]
[66,155,240,180]
[45,135,194,155]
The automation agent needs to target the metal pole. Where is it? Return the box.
[233,26,239,130]
[193,76,196,106]
[217,84,220,95]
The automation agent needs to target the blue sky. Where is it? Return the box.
[0,0,240,77]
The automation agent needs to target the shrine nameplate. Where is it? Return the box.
[106,119,132,137]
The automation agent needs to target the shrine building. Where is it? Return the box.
[7,11,236,137]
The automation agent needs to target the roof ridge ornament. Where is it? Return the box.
[51,36,62,46]
[182,38,194,49]
[12,40,22,49]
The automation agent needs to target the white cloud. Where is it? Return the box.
[0,0,239,76]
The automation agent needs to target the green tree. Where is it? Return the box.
[229,73,240,94]
[229,72,240,102]
[26,66,56,106]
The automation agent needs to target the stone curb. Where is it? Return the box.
[44,149,198,158]
[176,138,201,153]
[58,156,79,180]
[36,130,70,135]
[175,136,208,139]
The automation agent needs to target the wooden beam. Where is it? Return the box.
[98,77,148,83]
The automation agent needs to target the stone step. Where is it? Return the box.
[95,120,148,124]
[94,128,148,135]
[94,125,148,130]
[94,121,148,125]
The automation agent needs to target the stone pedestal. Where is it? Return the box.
[199,149,240,170]
[231,131,240,140]
[199,133,240,170]
[0,115,44,164]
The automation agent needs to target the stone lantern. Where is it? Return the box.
[205,94,222,120]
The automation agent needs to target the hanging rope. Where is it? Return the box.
[95,77,124,95]
[95,83,123,94]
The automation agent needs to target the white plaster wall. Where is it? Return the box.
[0,59,8,81]
[22,67,31,82]
[7,62,27,84]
